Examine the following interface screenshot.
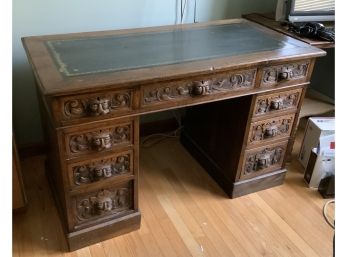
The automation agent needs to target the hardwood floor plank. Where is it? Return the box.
[258,187,333,257]
[112,236,136,257]
[138,167,187,257]
[156,194,205,257]
[249,193,320,257]
[99,239,122,257]
[76,247,93,257]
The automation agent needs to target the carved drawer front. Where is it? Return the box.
[57,89,133,124]
[68,149,133,188]
[142,69,256,107]
[253,88,302,117]
[261,61,310,87]
[247,114,295,147]
[240,141,288,180]
[71,180,134,229]
[64,120,133,159]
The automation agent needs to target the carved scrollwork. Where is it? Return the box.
[262,62,309,86]
[64,92,131,119]
[255,91,300,115]
[250,116,294,143]
[69,124,131,155]
[244,146,284,175]
[76,188,130,221]
[143,70,256,104]
[73,154,131,185]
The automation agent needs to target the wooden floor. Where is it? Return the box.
[13,119,335,257]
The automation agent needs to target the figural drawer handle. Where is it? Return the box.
[256,153,272,170]
[270,99,284,110]
[277,68,293,81]
[264,125,279,138]
[92,132,113,151]
[191,81,211,96]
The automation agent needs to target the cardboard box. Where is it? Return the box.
[304,148,335,188]
[298,117,335,169]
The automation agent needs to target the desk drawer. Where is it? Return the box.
[247,113,295,147]
[70,180,134,230]
[141,69,256,109]
[67,149,134,189]
[240,141,287,180]
[253,88,302,117]
[62,118,135,160]
[261,60,310,88]
[55,89,134,125]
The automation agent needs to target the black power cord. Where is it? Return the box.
[287,22,335,42]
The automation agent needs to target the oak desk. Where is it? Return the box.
[22,19,325,251]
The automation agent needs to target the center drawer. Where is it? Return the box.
[141,68,256,110]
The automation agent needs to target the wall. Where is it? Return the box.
[13,0,277,147]
[309,48,335,102]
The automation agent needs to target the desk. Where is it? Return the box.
[22,19,325,250]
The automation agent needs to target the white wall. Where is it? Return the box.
[13,0,277,146]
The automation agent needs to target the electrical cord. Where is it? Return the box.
[322,199,335,256]
[181,0,188,23]
[141,126,183,148]
[194,0,197,23]
[141,110,183,148]
[323,199,335,229]
[180,0,197,24]
[287,22,335,42]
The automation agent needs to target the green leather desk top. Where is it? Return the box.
[46,23,289,77]
[22,19,325,95]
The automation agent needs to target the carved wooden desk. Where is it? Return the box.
[22,19,325,250]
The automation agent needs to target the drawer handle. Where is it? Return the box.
[264,125,279,138]
[92,132,112,151]
[257,153,271,170]
[191,81,210,96]
[278,68,293,81]
[73,155,130,185]
[270,99,284,110]
[77,188,130,219]
[93,164,113,179]
[88,97,111,116]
